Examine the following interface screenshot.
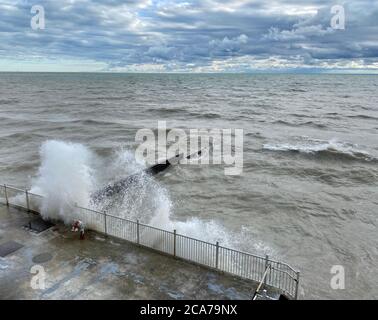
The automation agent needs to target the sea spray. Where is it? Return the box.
[28,140,269,256]
[30,140,96,223]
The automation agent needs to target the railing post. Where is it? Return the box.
[295,271,300,300]
[264,255,269,285]
[173,230,177,256]
[104,211,107,236]
[4,184,9,206]
[137,220,140,245]
[215,241,219,269]
[25,189,30,212]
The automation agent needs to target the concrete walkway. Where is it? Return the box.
[0,204,258,300]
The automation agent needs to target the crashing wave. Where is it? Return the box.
[27,140,268,255]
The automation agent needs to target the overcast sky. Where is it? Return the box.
[0,0,377,72]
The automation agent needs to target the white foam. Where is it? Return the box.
[263,137,371,159]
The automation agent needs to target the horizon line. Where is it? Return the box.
[1,71,378,75]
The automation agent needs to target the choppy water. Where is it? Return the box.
[0,73,377,299]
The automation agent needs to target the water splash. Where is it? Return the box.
[28,140,265,254]
[30,140,96,223]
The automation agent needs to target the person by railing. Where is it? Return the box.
[71,220,85,240]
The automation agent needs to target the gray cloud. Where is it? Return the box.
[0,0,377,72]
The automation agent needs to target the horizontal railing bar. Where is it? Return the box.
[265,259,298,272]
[139,222,174,234]
[4,185,27,192]
[219,246,272,262]
[27,192,44,198]
[219,246,298,273]
[269,267,297,279]
[75,207,143,228]
[176,233,218,246]
[75,205,105,215]
[104,212,135,224]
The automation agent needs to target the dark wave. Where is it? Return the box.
[71,119,119,126]
[289,113,312,118]
[145,107,222,119]
[314,149,377,162]
[273,119,327,128]
[245,132,264,139]
[146,107,187,114]
[191,112,221,119]
[1,131,45,141]
[288,88,307,92]
[347,114,378,120]
[0,99,19,105]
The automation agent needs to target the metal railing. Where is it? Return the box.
[0,183,300,299]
